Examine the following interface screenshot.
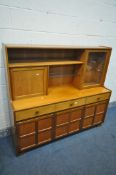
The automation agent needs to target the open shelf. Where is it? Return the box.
[9,61,84,68]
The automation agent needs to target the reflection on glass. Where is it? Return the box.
[84,52,106,85]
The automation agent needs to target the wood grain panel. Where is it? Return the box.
[69,121,80,133]
[17,121,36,136]
[85,105,95,117]
[86,93,110,104]
[94,113,104,124]
[55,125,68,138]
[38,130,52,144]
[56,112,69,126]
[70,108,82,121]
[96,103,107,114]
[15,104,55,121]
[10,66,48,100]
[18,135,36,151]
[38,117,52,131]
[82,117,93,129]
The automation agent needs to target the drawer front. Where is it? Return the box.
[55,98,85,112]
[86,93,110,104]
[15,104,55,121]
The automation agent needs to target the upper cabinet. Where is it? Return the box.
[81,49,111,88]
[10,66,48,100]
[4,45,111,100]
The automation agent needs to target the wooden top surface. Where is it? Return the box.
[12,86,111,111]
[5,44,111,50]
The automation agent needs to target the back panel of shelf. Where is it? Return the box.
[7,48,84,63]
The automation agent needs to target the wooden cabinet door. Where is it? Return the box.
[69,107,83,133]
[55,107,84,138]
[10,66,48,99]
[82,101,108,129]
[17,120,36,151]
[55,110,70,138]
[82,104,96,129]
[38,115,54,145]
[93,101,108,125]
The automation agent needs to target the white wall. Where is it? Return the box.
[0,0,116,130]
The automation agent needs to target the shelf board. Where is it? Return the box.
[9,61,84,68]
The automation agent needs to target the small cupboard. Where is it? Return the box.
[82,50,110,88]
[10,66,48,99]
[4,44,112,154]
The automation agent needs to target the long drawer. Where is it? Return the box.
[55,98,85,111]
[86,92,111,105]
[15,104,55,121]
[15,98,85,121]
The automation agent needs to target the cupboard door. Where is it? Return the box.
[55,125,69,138]
[55,111,69,138]
[38,115,53,145]
[82,104,95,129]
[38,117,52,131]
[85,105,95,117]
[18,135,36,151]
[17,121,36,136]
[69,107,83,133]
[69,121,80,133]
[83,50,109,87]
[10,67,48,100]
[82,117,93,129]
[17,120,36,151]
[38,130,52,144]
[56,111,69,126]
[70,108,82,121]
[94,101,107,125]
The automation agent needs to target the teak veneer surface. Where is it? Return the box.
[5,44,111,49]
[12,85,110,111]
[9,61,83,68]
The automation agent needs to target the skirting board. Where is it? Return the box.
[0,101,116,138]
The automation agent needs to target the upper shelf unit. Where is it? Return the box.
[5,45,112,100]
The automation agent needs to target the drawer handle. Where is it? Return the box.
[70,101,78,106]
[35,111,39,115]
[97,97,101,101]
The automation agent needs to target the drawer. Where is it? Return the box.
[55,98,85,112]
[15,104,55,121]
[86,93,110,105]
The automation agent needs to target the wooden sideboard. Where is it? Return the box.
[4,44,112,154]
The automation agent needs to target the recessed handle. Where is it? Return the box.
[97,97,101,101]
[35,111,39,115]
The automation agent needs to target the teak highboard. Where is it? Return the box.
[4,44,112,154]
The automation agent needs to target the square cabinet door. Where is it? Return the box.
[10,66,48,99]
